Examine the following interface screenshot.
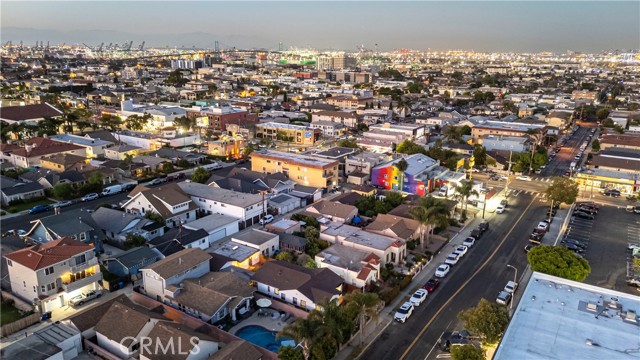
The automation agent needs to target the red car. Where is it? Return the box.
[424,279,441,293]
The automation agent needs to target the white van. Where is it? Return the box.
[101,184,123,196]
[439,186,448,197]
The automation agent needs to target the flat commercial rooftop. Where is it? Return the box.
[494,272,640,360]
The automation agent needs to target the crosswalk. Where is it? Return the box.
[507,189,540,197]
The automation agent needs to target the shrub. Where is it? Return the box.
[398,274,414,290]
[380,287,400,305]
[406,240,416,250]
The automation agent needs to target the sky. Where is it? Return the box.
[2,1,639,53]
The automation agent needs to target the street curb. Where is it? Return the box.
[354,318,393,360]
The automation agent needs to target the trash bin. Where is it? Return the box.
[41,311,52,321]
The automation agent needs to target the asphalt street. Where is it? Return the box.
[361,193,551,360]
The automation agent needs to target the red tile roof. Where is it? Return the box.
[0,103,63,122]
[3,237,93,270]
[10,138,84,158]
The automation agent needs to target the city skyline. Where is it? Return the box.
[2,1,639,53]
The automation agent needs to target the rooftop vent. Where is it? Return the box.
[586,303,598,312]
[625,310,638,323]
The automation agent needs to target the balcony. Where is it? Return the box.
[70,257,99,274]
[62,272,103,293]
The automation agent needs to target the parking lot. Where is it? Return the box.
[562,204,640,294]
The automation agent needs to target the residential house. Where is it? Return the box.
[39,153,88,173]
[314,147,360,177]
[1,181,45,205]
[9,137,86,168]
[209,340,262,360]
[0,103,63,124]
[140,322,221,360]
[266,219,302,234]
[309,120,348,137]
[25,209,106,251]
[365,213,421,240]
[147,148,207,165]
[251,149,340,189]
[50,134,114,158]
[34,170,85,189]
[208,167,295,194]
[278,233,307,253]
[90,207,163,246]
[305,200,358,223]
[345,152,390,185]
[105,246,161,279]
[123,183,198,228]
[104,144,141,160]
[0,322,82,360]
[254,122,321,146]
[320,222,407,266]
[182,213,240,246]
[209,240,261,272]
[290,184,323,205]
[315,244,380,289]
[268,193,302,214]
[140,248,212,302]
[178,181,266,229]
[227,228,280,258]
[600,134,640,151]
[252,260,344,311]
[163,272,254,324]
[3,237,102,312]
[546,110,573,128]
[150,227,210,250]
[470,121,546,144]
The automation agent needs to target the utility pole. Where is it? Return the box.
[505,151,513,198]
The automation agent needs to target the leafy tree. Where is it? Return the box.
[451,345,485,360]
[472,145,487,167]
[458,298,509,345]
[357,123,369,132]
[173,116,196,133]
[124,114,150,131]
[88,172,104,186]
[344,292,380,347]
[384,191,404,208]
[275,251,295,262]
[528,245,591,281]
[144,210,166,226]
[336,139,359,148]
[191,167,210,184]
[406,82,423,94]
[596,108,610,121]
[409,196,451,247]
[443,126,464,143]
[591,139,600,152]
[123,234,147,249]
[545,177,579,206]
[396,140,428,155]
[165,69,189,87]
[162,162,174,172]
[278,346,304,360]
[296,253,316,268]
[394,158,409,191]
[100,114,123,132]
[52,183,74,199]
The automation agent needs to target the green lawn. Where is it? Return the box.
[5,198,54,213]
[1,301,26,324]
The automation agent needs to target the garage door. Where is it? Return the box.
[210,229,226,242]
[44,296,63,312]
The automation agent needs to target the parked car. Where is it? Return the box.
[478,221,489,233]
[516,175,532,181]
[469,229,482,240]
[445,253,461,266]
[504,281,518,294]
[537,221,549,232]
[603,189,621,197]
[52,200,73,208]
[259,214,274,224]
[81,193,99,202]
[410,289,428,307]
[562,238,588,248]
[573,211,595,220]
[424,279,441,292]
[496,290,512,305]
[529,231,544,243]
[394,302,414,323]
[69,290,102,306]
[575,208,596,216]
[454,245,468,258]
[500,199,508,207]
[28,204,52,214]
[148,178,165,186]
[435,264,451,278]
[495,204,506,214]
[462,237,476,248]
[578,205,598,214]
[562,243,585,253]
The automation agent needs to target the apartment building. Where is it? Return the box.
[311,110,361,128]
[309,121,347,137]
[251,149,339,189]
[50,134,114,158]
[4,237,102,312]
[186,104,258,132]
[255,122,321,146]
[326,95,373,110]
[471,121,545,144]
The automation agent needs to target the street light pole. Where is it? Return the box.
[506,264,518,310]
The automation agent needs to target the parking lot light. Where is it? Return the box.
[506,264,518,310]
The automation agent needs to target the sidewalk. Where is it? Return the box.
[334,216,488,360]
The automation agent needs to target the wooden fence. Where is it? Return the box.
[0,312,41,338]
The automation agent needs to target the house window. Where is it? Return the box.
[79,233,87,241]
[300,300,306,308]
[7,260,11,266]
[293,297,298,305]
[281,293,286,300]
[45,266,55,275]
[33,286,36,293]
[41,285,45,292]
[274,288,280,295]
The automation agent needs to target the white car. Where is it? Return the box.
[462,237,476,248]
[81,193,99,201]
[537,221,549,232]
[435,264,451,278]
[504,281,518,294]
[498,175,508,181]
[445,253,460,265]
[495,204,505,214]
[410,289,428,307]
[516,175,532,181]
[259,214,274,225]
[394,302,414,323]
[454,245,468,258]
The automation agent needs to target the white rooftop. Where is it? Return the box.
[321,222,400,251]
[494,272,640,360]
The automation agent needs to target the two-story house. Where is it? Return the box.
[305,200,358,223]
[3,237,103,312]
[140,248,212,303]
[123,183,198,228]
[251,260,344,311]
[177,181,266,229]
[25,209,107,253]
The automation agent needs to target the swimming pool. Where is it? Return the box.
[235,325,294,352]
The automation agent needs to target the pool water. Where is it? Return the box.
[235,325,294,352]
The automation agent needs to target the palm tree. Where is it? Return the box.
[409,196,452,248]
[394,158,409,192]
[453,180,478,211]
[443,125,462,143]
[345,292,380,348]
[277,312,323,360]
[317,300,350,351]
